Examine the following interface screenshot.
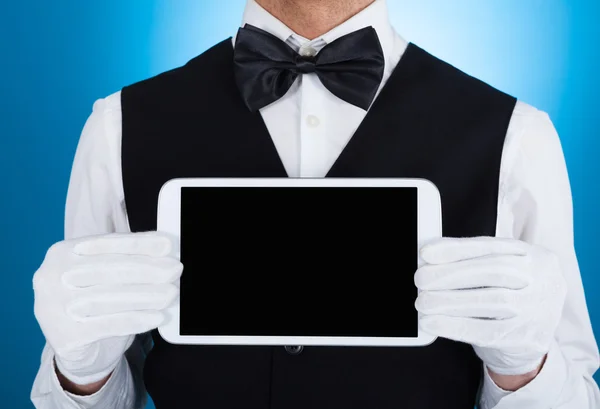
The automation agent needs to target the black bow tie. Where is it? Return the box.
[233,24,385,112]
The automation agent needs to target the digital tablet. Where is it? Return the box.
[157,178,441,347]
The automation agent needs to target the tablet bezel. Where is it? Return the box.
[157,177,440,347]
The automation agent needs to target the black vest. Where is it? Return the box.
[121,39,517,409]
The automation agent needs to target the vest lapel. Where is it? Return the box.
[327,43,430,177]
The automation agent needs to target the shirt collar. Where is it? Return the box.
[240,0,297,44]
[238,0,397,63]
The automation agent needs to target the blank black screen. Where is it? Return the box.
[180,186,418,338]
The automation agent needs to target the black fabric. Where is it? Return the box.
[233,25,385,112]
[121,38,517,409]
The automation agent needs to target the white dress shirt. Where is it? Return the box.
[30,1,600,408]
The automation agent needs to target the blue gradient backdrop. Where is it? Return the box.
[0,1,598,407]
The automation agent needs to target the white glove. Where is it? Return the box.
[415,237,567,376]
[33,232,182,385]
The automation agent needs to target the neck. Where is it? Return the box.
[255,0,376,39]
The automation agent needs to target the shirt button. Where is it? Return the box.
[285,346,304,355]
[299,45,318,58]
[306,115,320,128]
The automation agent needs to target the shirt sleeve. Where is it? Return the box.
[30,91,149,409]
[479,101,600,409]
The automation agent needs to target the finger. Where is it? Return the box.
[79,311,166,340]
[414,255,531,290]
[419,314,521,348]
[72,232,175,257]
[420,237,529,264]
[67,284,179,320]
[63,255,183,288]
[415,288,521,319]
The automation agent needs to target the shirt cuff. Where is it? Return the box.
[479,362,513,409]
[480,340,568,409]
[51,355,134,409]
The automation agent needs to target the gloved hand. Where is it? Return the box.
[33,232,182,385]
[415,237,567,376]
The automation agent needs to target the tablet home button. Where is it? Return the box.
[284,346,304,355]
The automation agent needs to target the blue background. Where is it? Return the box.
[0,1,598,407]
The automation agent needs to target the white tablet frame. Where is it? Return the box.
[157,178,440,347]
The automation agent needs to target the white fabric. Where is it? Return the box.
[30,0,600,408]
[32,232,182,385]
[416,237,568,375]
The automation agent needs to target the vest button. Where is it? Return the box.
[284,345,304,355]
